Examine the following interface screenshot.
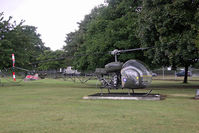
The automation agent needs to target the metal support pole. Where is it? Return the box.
[195,89,199,99]
[100,88,103,96]
[162,67,165,80]
[128,89,131,96]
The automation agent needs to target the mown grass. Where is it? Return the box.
[0,78,198,133]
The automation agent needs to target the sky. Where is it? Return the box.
[0,0,105,50]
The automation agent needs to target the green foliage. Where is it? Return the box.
[36,50,66,70]
[138,0,199,83]
[0,13,48,69]
[138,0,199,67]
[63,0,199,73]
[64,1,149,71]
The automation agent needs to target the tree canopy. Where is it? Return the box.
[0,13,48,70]
[138,0,199,83]
[36,50,66,70]
[63,0,199,83]
[63,0,153,71]
[1,0,199,82]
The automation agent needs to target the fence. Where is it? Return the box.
[152,68,199,81]
[1,68,199,82]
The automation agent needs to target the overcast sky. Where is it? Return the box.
[0,0,105,50]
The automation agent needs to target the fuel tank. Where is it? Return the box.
[105,62,123,73]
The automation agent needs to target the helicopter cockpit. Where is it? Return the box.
[121,60,152,89]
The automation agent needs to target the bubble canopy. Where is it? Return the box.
[121,60,152,89]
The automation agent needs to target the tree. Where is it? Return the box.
[8,25,47,68]
[138,0,199,83]
[36,50,66,70]
[0,13,48,70]
[64,5,108,70]
[63,0,151,71]
[0,13,16,69]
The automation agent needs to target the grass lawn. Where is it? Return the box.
[0,78,198,133]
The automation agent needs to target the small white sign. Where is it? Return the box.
[196,89,199,96]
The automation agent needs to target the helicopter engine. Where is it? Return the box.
[105,62,123,73]
[105,62,123,88]
[121,60,152,89]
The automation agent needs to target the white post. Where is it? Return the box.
[162,67,165,80]
[195,89,199,99]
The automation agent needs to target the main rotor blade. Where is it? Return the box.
[14,66,29,72]
[119,47,150,53]
[30,57,66,64]
[74,51,108,57]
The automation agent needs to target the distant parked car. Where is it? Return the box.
[176,70,192,77]
[152,73,157,77]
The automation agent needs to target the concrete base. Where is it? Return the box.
[83,93,161,101]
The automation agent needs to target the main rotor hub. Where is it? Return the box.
[111,49,120,55]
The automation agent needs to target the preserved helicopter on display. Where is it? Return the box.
[95,48,153,95]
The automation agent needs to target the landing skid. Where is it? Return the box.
[100,88,153,96]
[128,89,153,96]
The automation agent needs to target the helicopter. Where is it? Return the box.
[95,48,153,95]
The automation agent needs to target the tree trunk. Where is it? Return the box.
[183,65,189,83]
